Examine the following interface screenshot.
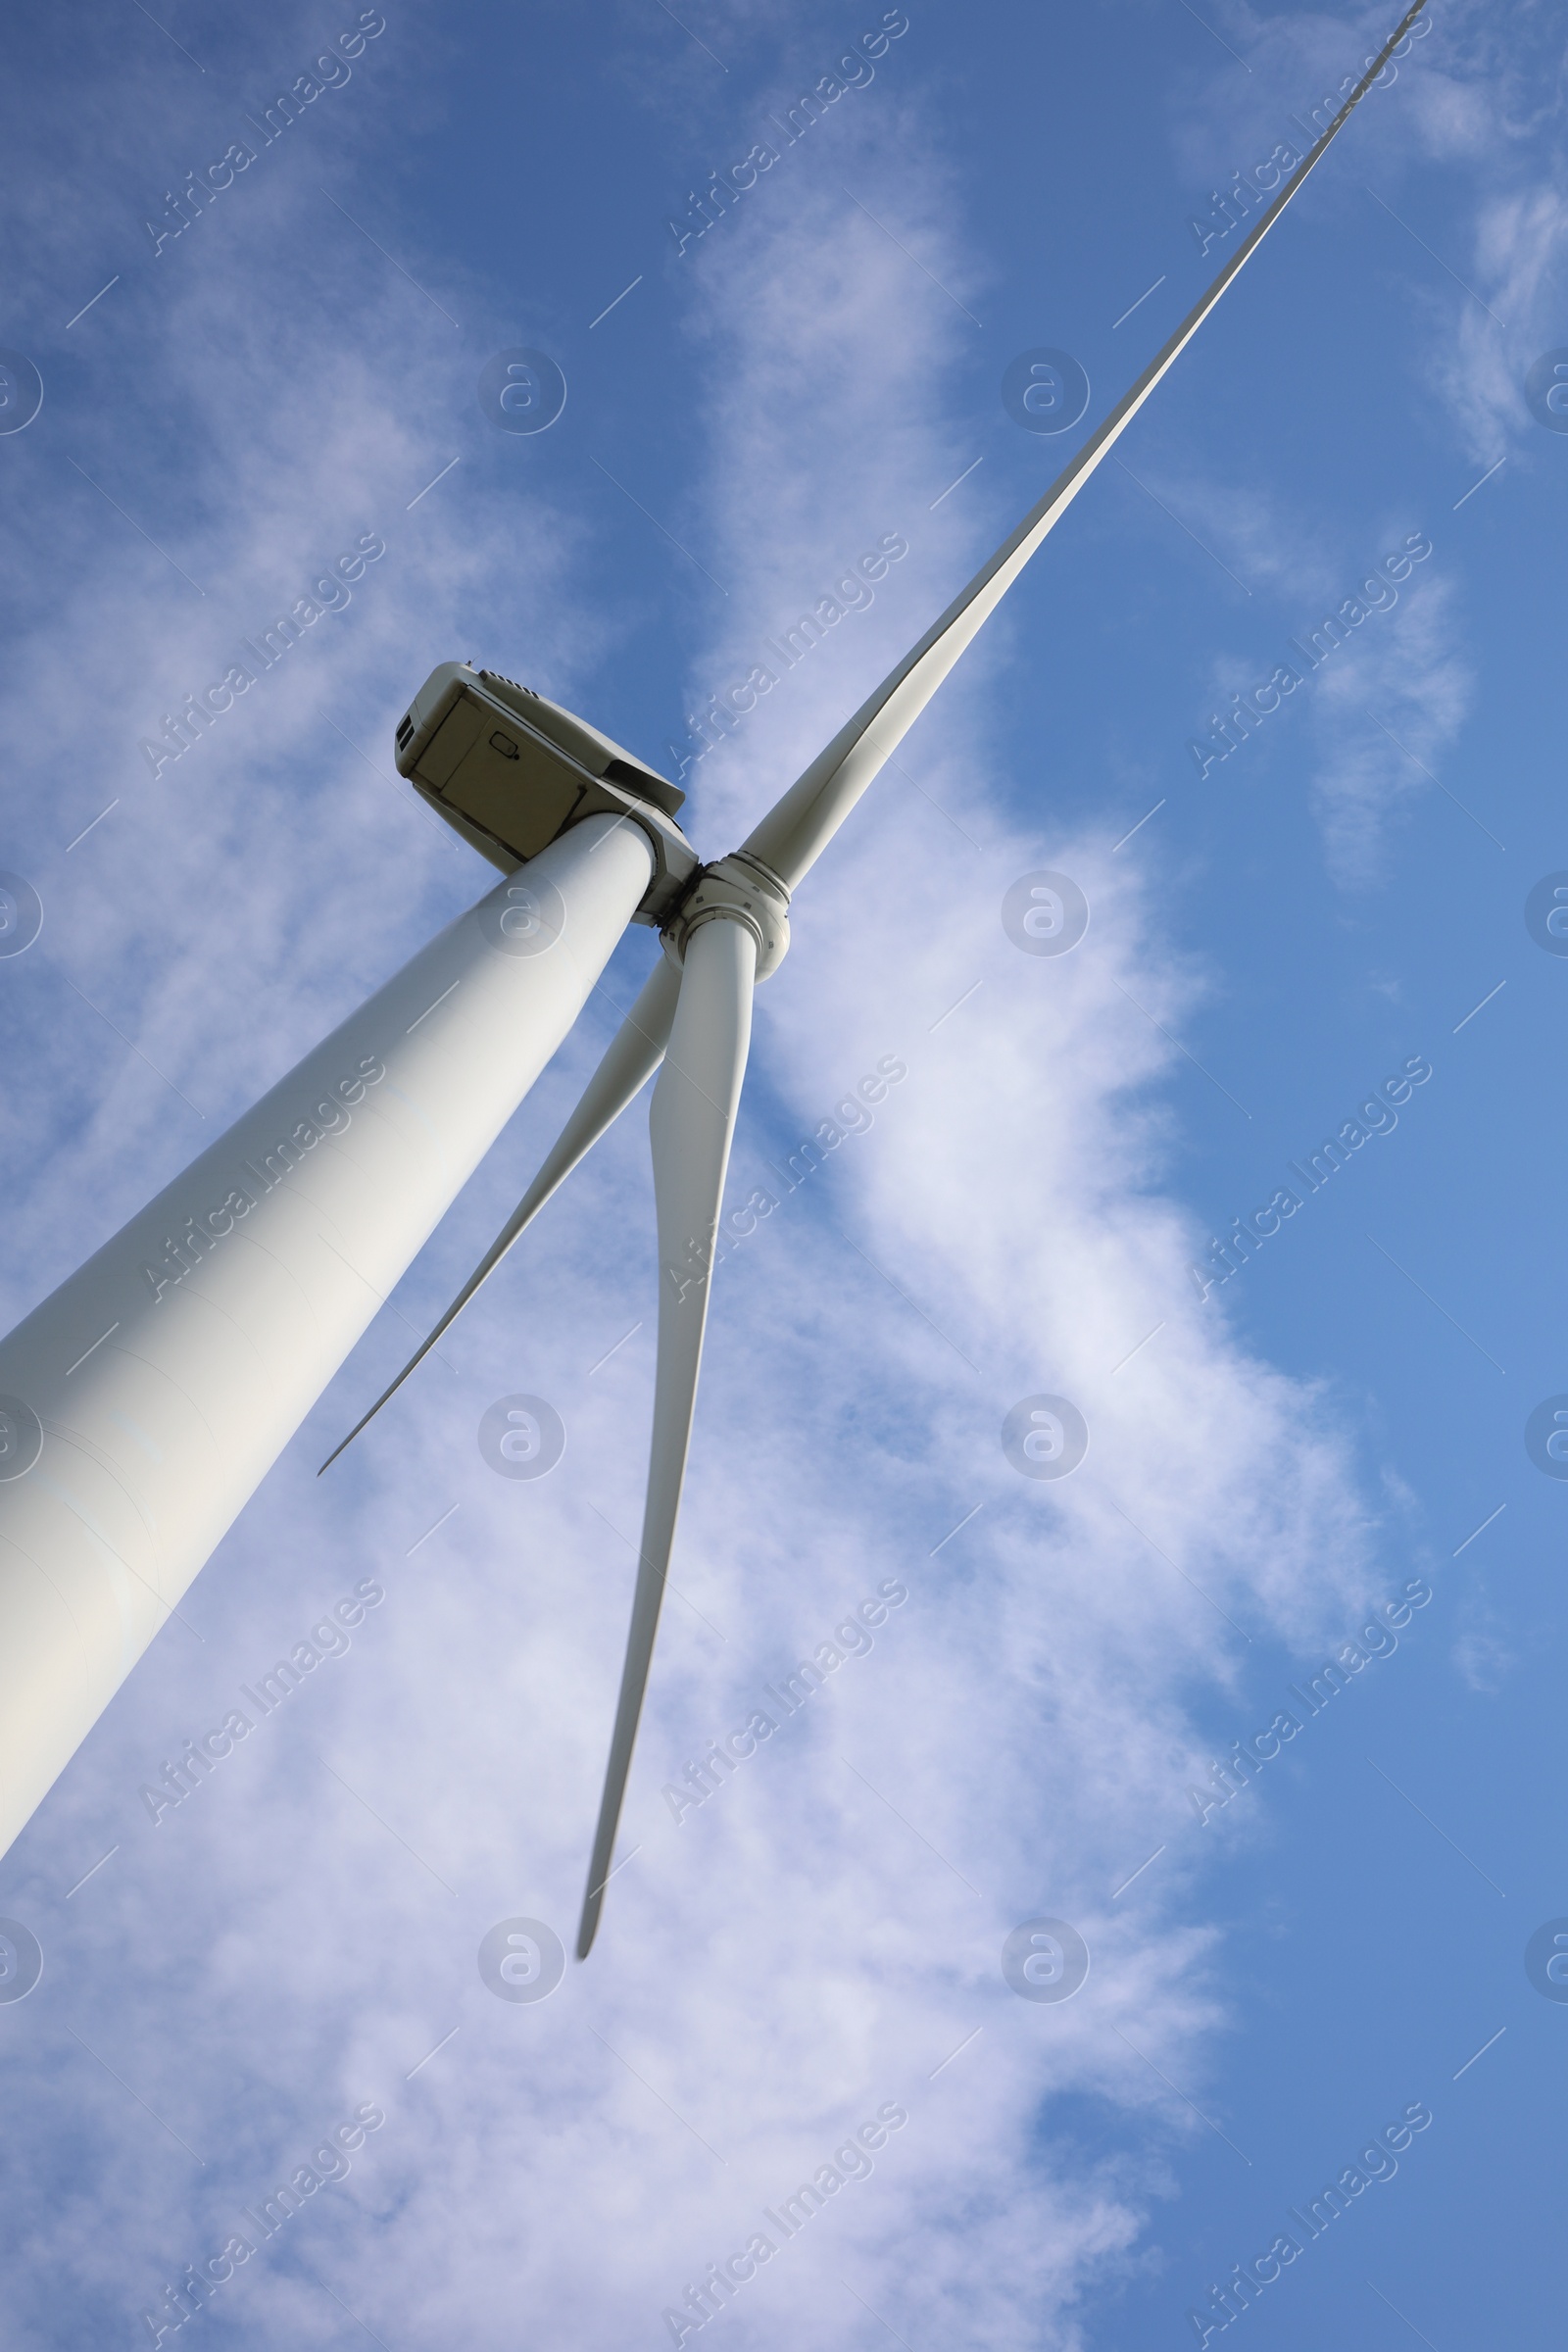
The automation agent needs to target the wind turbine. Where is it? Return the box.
[0,2,1425,1950]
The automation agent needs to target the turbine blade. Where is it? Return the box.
[318,956,681,1474]
[576,917,757,1957]
[740,0,1430,893]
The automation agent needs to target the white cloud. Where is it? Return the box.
[1144,467,1474,883]
[1131,0,1568,884]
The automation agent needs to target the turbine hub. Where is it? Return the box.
[664,853,792,981]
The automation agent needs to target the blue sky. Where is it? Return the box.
[0,1,1563,2346]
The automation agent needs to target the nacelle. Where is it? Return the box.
[396,662,697,926]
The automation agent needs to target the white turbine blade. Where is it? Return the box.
[577,917,757,1957]
[741,0,1430,893]
[319,956,681,1473]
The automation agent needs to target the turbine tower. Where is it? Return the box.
[0,2,1427,1950]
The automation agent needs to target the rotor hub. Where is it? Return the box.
[664,852,792,981]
